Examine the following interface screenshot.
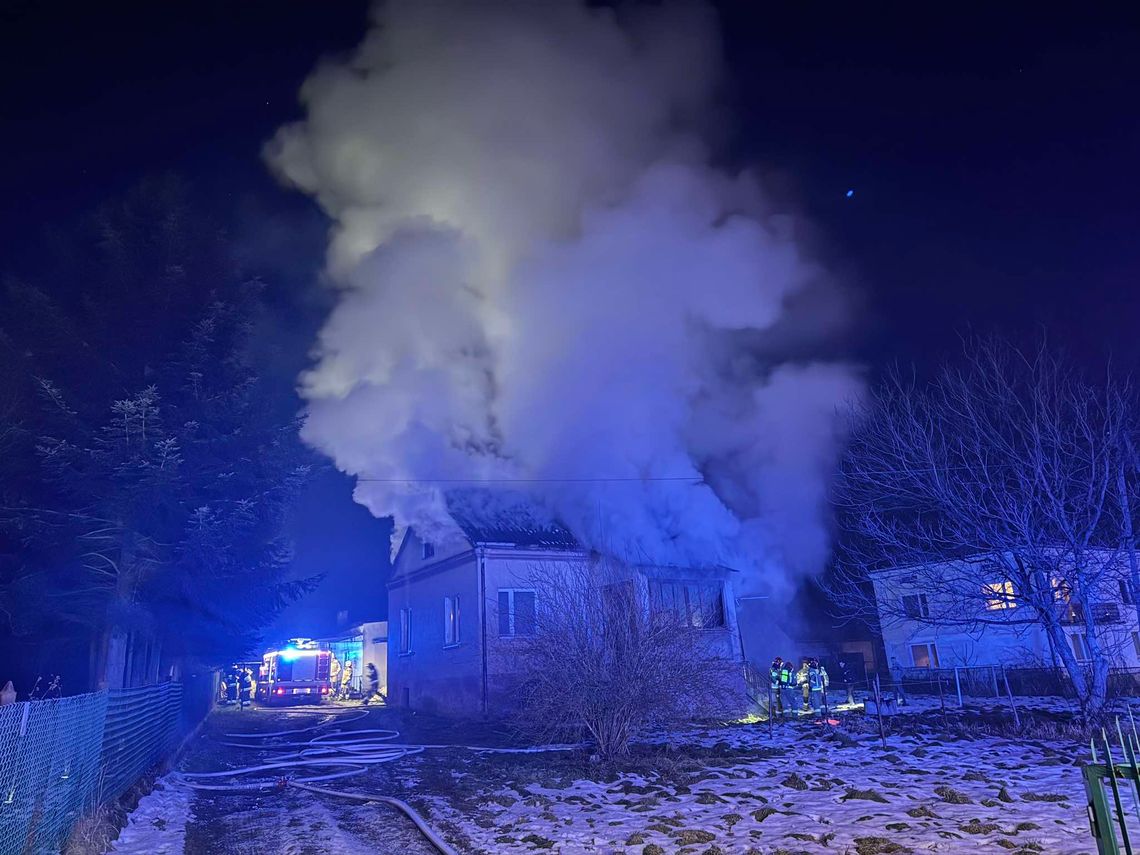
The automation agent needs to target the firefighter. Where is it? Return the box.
[809,658,829,712]
[797,658,812,712]
[238,668,252,710]
[366,663,380,698]
[341,659,354,699]
[780,657,796,715]
[768,657,784,715]
[225,665,239,706]
[330,654,342,699]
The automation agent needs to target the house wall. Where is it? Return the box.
[387,529,483,715]
[872,567,1140,671]
[480,548,745,713]
[481,547,585,711]
[389,531,751,717]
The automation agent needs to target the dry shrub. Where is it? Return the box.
[513,555,743,760]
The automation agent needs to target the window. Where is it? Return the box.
[422,541,435,560]
[498,589,536,637]
[1070,633,1091,661]
[648,581,726,628]
[1121,579,1135,606]
[1133,631,1140,659]
[902,594,930,619]
[910,642,940,669]
[399,608,412,654]
[444,595,461,646]
[983,580,1017,610]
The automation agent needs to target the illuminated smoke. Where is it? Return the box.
[267,0,861,594]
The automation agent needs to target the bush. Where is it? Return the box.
[513,555,742,760]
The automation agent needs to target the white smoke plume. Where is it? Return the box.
[267,0,862,595]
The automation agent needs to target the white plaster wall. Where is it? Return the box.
[388,528,483,715]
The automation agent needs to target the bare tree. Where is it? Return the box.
[511,554,742,760]
[831,337,1135,716]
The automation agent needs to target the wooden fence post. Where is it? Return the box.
[1002,667,1021,729]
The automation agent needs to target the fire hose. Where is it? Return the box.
[177,708,578,855]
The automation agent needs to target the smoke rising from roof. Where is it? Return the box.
[267,0,861,595]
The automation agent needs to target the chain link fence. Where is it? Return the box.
[0,681,204,855]
[0,692,108,855]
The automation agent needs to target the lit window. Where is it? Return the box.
[399,608,412,654]
[498,589,536,637]
[422,541,435,560]
[984,580,1017,610]
[648,581,726,628]
[902,594,930,619]
[910,642,940,668]
[444,595,461,646]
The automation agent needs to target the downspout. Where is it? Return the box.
[478,546,488,716]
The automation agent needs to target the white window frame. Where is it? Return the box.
[1070,632,1091,662]
[648,580,727,629]
[498,588,537,637]
[902,593,930,619]
[910,641,940,669]
[444,595,461,647]
[399,608,413,655]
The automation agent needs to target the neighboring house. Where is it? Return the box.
[870,554,1140,671]
[387,492,745,716]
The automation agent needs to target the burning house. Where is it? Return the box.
[386,491,745,715]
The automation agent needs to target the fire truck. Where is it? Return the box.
[256,639,332,705]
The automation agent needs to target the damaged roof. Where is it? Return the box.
[444,488,579,548]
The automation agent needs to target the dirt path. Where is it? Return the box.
[114,704,441,855]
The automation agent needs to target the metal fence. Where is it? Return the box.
[0,682,197,855]
[100,683,183,802]
[0,692,108,855]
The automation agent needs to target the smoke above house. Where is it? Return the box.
[266,0,862,596]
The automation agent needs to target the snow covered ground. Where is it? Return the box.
[110,774,192,855]
[400,715,1099,854]
[109,702,1112,854]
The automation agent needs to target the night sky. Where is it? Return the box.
[4,1,1139,634]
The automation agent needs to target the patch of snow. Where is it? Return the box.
[425,720,1098,853]
[111,774,192,854]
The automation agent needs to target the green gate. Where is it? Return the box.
[1084,719,1140,854]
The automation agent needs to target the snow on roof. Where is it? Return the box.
[443,488,579,549]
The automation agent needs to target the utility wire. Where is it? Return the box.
[354,476,701,483]
[354,463,1024,484]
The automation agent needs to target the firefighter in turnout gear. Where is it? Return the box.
[238,668,252,710]
[341,659,354,698]
[808,658,829,712]
[769,657,784,715]
[796,658,812,711]
[779,657,796,715]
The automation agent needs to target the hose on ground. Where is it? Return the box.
[290,781,460,855]
[177,708,579,854]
